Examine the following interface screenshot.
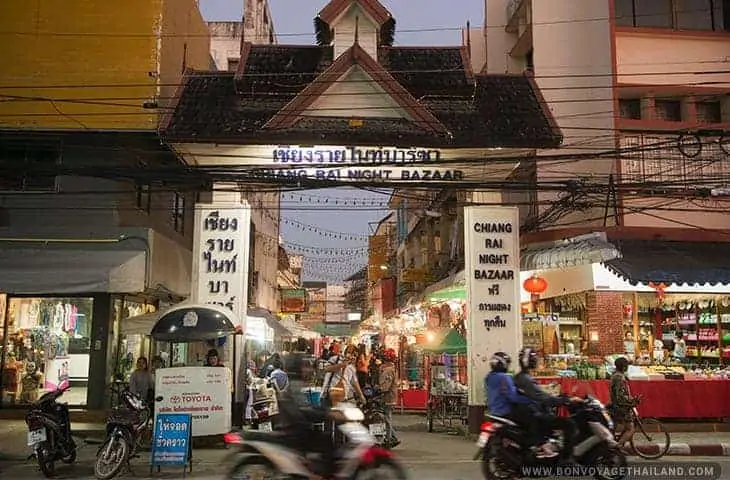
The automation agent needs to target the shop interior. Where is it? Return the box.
[2,296,93,406]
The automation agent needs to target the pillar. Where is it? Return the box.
[585,291,624,356]
[87,294,112,410]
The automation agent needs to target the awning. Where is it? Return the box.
[0,247,146,294]
[121,306,292,337]
[279,317,320,339]
[313,323,357,337]
[603,240,730,286]
[248,307,291,338]
[150,303,238,342]
[521,232,621,271]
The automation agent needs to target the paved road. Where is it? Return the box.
[3,432,730,479]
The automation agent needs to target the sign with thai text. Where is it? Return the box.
[239,167,464,183]
[464,207,521,406]
[272,146,441,164]
[150,413,191,467]
[154,367,232,437]
[191,202,251,402]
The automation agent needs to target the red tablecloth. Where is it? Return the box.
[559,379,730,419]
[400,389,428,410]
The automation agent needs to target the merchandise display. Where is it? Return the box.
[1,297,93,406]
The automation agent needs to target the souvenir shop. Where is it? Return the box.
[525,258,730,419]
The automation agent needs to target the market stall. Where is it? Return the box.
[422,328,468,432]
[537,354,730,419]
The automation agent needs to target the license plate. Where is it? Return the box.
[27,429,46,446]
[369,423,386,436]
[476,432,489,448]
[259,422,272,432]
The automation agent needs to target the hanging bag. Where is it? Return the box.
[322,356,347,405]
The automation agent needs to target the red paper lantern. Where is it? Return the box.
[523,275,548,295]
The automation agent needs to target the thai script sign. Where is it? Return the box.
[272,146,441,164]
[150,413,191,467]
[191,202,251,402]
[154,367,232,437]
[464,207,521,406]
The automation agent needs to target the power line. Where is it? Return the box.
[0,6,725,38]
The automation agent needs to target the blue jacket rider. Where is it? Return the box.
[485,352,531,417]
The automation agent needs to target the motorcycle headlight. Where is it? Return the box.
[341,407,365,422]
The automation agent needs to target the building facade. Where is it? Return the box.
[476,0,730,356]
[0,0,210,408]
[208,0,276,72]
[207,2,279,314]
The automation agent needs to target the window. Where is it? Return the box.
[654,99,682,121]
[676,0,713,29]
[697,100,722,123]
[135,184,151,213]
[171,192,185,234]
[0,145,59,192]
[635,0,673,28]
[619,98,642,119]
[615,0,636,26]
[615,0,729,31]
[227,58,239,72]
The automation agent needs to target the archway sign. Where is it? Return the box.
[463,206,522,433]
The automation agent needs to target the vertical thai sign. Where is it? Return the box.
[191,202,251,402]
[464,207,521,407]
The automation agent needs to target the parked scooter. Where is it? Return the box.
[224,400,407,479]
[249,376,280,432]
[93,389,150,479]
[25,385,77,477]
[475,395,626,480]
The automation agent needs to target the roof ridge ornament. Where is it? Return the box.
[354,15,359,45]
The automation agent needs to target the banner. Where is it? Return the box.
[155,367,232,437]
[190,202,251,402]
[463,207,521,406]
[280,288,307,313]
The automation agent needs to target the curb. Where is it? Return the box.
[634,443,730,456]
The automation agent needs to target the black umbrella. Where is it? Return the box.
[150,303,238,342]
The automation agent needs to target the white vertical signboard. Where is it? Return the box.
[464,207,521,407]
[191,202,251,402]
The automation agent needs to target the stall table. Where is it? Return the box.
[560,378,730,419]
[399,388,428,411]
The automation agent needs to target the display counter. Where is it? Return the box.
[559,378,730,419]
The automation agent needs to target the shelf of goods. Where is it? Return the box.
[535,357,730,419]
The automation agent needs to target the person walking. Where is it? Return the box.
[378,348,400,447]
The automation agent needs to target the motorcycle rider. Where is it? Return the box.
[268,359,289,393]
[378,348,400,447]
[485,352,554,458]
[513,347,579,460]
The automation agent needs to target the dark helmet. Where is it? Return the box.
[490,352,511,372]
[518,347,538,371]
[382,348,397,363]
[615,356,630,372]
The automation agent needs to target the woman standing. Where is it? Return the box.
[356,344,370,388]
[129,357,153,403]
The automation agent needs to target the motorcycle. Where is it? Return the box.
[93,389,150,480]
[249,376,280,432]
[475,396,627,480]
[25,385,77,477]
[224,401,407,480]
[361,387,393,448]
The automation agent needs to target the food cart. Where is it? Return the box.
[423,329,468,432]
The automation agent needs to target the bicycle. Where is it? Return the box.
[615,397,671,460]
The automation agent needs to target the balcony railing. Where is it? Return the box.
[619,133,730,187]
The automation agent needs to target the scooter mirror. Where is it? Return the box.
[155,396,163,402]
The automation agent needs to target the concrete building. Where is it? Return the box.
[206,3,280,314]
[208,0,276,71]
[474,0,730,356]
[0,0,210,408]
